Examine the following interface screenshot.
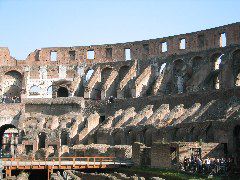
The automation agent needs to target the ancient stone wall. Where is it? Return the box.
[0,23,240,164]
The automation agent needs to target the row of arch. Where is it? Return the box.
[85,65,131,99]
[109,124,240,155]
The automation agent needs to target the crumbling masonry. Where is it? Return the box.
[0,22,240,168]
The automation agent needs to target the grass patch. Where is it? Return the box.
[118,167,221,180]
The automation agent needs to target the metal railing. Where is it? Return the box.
[2,156,118,168]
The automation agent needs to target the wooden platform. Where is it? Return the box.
[2,156,133,179]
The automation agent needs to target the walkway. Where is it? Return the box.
[2,156,133,179]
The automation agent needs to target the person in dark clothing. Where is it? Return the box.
[108,96,115,103]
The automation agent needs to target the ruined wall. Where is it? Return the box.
[0,22,240,161]
[0,22,239,66]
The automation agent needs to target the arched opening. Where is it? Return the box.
[61,131,68,145]
[144,129,152,146]
[118,65,131,98]
[172,128,179,141]
[0,124,18,157]
[159,63,167,74]
[232,50,240,86]
[211,53,223,89]
[47,86,53,96]
[127,130,136,145]
[205,123,214,142]
[118,66,130,81]
[85,69,94,82]
[212,53,223,71]
[173,59,185,74]
[113,131,122,145]
[57,87,69,97]
[192,56,203,71]
[29,85,41,96]
[101,67,112,84]
[38,132,46,149]
[173,59,186,94]
[3,71,22,103]
[188,127,195,142]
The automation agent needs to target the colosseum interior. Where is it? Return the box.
[1,22,240,179]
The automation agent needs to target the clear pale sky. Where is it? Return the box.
[0,0,239,60]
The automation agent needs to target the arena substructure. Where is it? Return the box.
[0,22,240,179]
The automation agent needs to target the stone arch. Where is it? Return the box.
[173,59,186,74]
[3,70,23,103]
[126,130,136,145]
[113,130,123,145]
[232,50,240,86]
[47,86,53,96]
[211,53,223,71]
[0,124,18,156]
[143,128,153,146]
[57,87,69,97]
[118,65,130,81]
[188,127,195,142]
[205,123,214,142]
[85,68,94,82]
[191,56,203,71]
[29,85,41,96]
[101,67,112,84]
[172,127,179,141]
[173,59,186,93]
[118,65,132,98]
[210,53,224,89]
[159,63,167,74]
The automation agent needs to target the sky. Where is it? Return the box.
[0,0,239,60]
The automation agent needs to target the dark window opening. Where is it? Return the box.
[38,132,46,149]
[57,87,69,97]
[143,44,149,54]
[222,143,228,157]
[170,147,177,165]
[233,125,240,151]
[100,116,106,123]
[35,50,40,61]
[61,131,68,146]
[25,145,33,155]
[198,35,205,48]
[106,48,112,58]
[69,51,76,60]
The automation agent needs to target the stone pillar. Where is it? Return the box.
[10,135,15,157]
[132,142,145,166]
[177,76,184,93]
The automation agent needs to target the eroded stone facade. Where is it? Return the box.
[0,22,240,168]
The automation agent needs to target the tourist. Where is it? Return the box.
[183,157,188,171]
[220,158,226,174]
[108,96,115,103]
[205,157,211,173]
[196,157,203,173]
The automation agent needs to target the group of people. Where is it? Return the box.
[182,155,236,175]
[1,96,20,103]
